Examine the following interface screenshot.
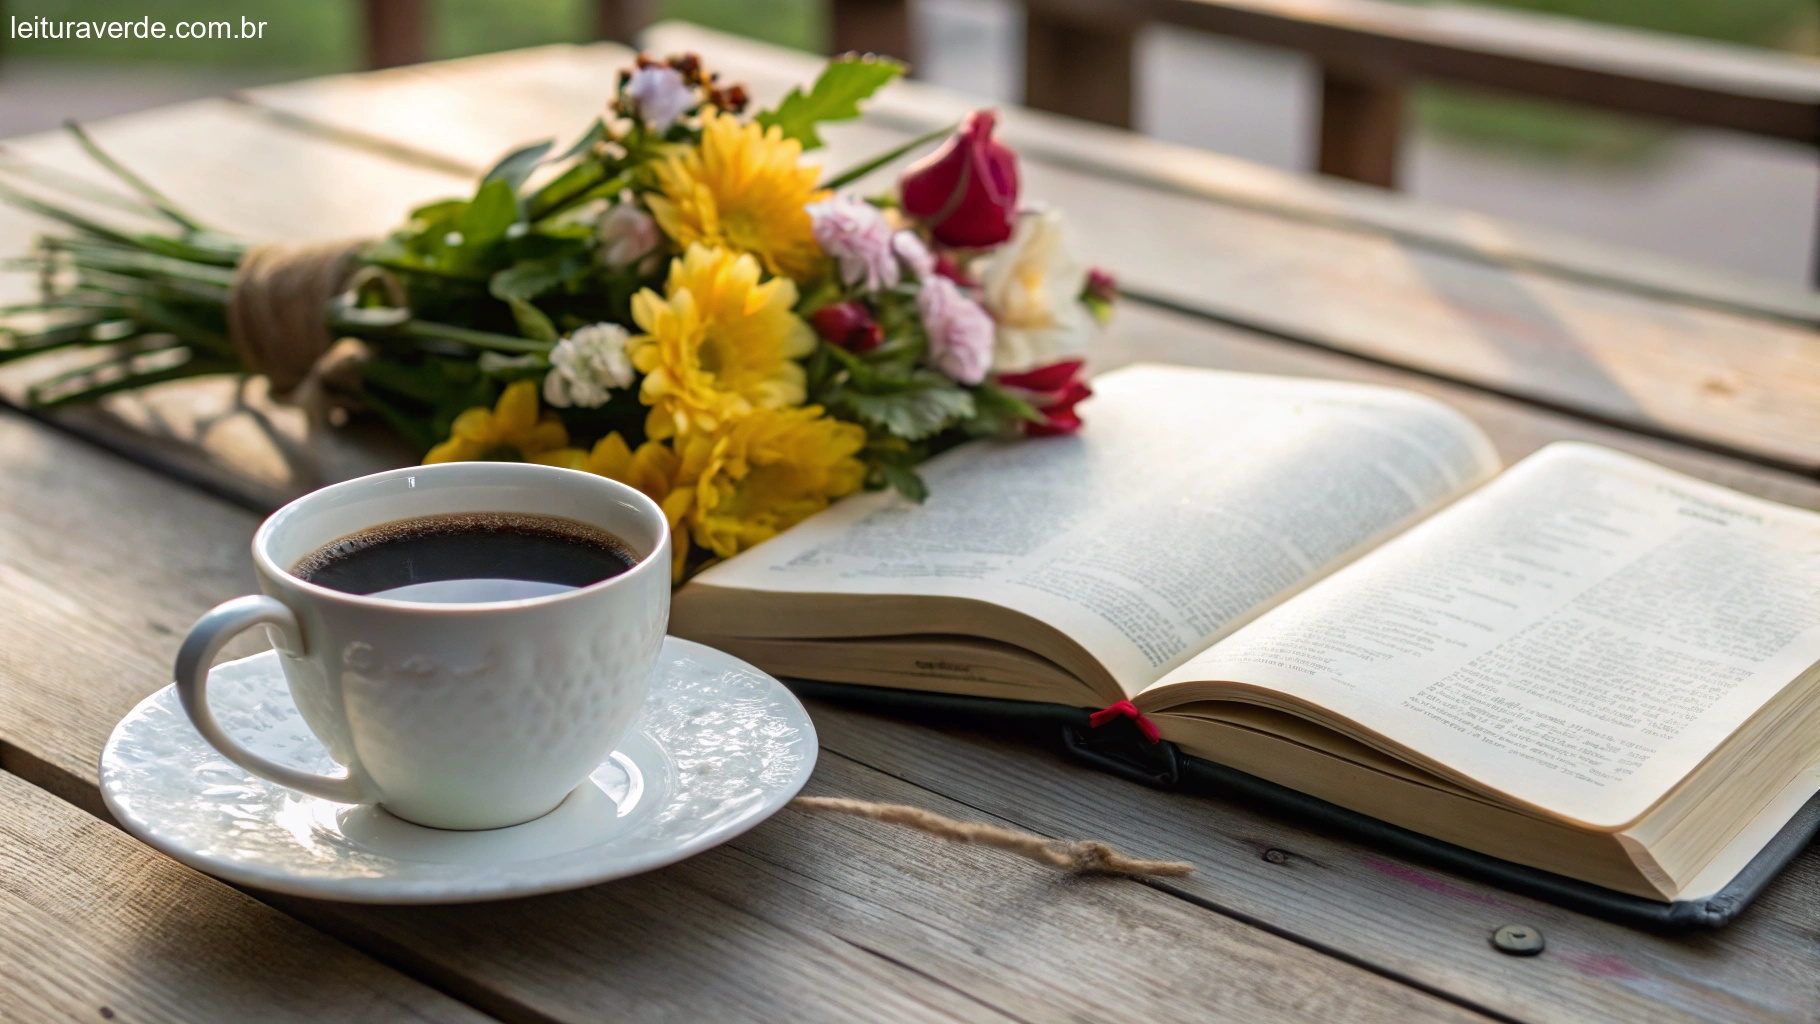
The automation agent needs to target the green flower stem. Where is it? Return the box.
[0,154,170,222]
[128,298,233,359]
[526,161,609,220]
[0,316,123,355]
[23,338,172,394]
[32,354,236,408]
[354,318,555,355]
[66,265,231,306]
[50,242,238,288]
[820,124,953,191]
[0,180,143,249]
[0,298,129,317]
[64,120,207,233]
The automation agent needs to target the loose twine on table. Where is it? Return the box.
[226,238,376,404]
[790,796,1194,878]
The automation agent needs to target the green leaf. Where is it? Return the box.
[482,140,554,196]
[963,381,1044,436]
[489,259,568,302]
[503,297,559,343]
[754,55,907,151]
[458,179,519,253]
[477,350,549,380]
[835,383,974,440]
[877,463,929,503]
[408,198,467,225]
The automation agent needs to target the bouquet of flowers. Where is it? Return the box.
[0,52,1112,579]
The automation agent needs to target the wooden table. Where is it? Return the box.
[2,22,1817,1024]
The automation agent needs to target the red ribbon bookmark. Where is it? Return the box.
[1088,700,1161,745]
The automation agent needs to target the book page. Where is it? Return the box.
[1155,443,1820,828]
[687,365,1499,694]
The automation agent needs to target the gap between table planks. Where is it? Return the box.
[226,23,1820,477]
[0,413,1492,1024]
[0,768,494,1024]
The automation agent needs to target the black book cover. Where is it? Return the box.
[787,679,1820,930]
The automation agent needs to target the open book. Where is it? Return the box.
[673,365,1820,904]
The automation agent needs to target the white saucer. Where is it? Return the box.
[100,637,817,904]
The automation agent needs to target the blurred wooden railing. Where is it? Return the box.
[356,0,1820,280]
[358,0,1820,191]
[831,0,1820,192]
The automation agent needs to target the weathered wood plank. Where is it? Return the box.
[234,30,1820,325]
[0,409,1489,1024]
[228,29,1820,476]
[806,700,1820,1024]
[0,769,492,1024]
[644,25,1820,475]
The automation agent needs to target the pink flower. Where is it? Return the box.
[892,230,935,279]
[899,110,1019,248]
[917,276,993,385]
[995,359,1091,436]
[810,301,883,353]
[808,195,899,292]
[596,194,661,269]
[625,65,694,132]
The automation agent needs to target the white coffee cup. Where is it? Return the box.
[174,462,672,830]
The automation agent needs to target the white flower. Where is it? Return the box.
[974,208,1093,374]
[808,194,899,292]
[625,65,694,132]
[917,276,994,385]
[543,323,634,409]
[892,230,935,279]
[596,194,661,269]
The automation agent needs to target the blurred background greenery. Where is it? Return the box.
[3,0,1817,163]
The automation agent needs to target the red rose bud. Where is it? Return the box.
[900,110,1020,249]
[1084,268,1118,305]
[811,301,883,353]
[996,359,1091,436]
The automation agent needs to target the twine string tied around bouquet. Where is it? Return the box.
[226,238,374,399]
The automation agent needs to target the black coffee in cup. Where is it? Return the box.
[293,512,636,601]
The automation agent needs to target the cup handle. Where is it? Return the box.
[174,595,369,804]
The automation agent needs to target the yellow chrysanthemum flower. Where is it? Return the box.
[645,108,827,282]
[666,405,866,563]
[423,380,571,464]
[547,432,691,577]
[629,244,815,441]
